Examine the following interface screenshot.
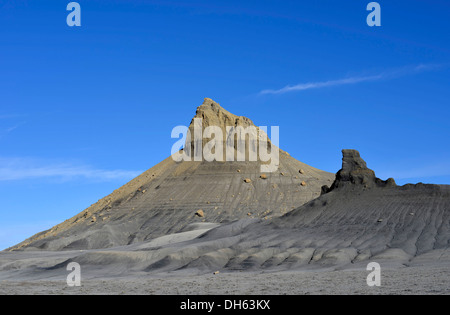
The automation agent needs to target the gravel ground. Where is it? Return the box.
[1,265,449,295]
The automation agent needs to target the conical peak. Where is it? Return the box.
[8,96,335,251]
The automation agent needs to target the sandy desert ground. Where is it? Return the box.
[1,264,449,295]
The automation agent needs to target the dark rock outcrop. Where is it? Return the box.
[322,149,396,194]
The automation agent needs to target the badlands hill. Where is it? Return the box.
[1,149,449,282]
[8,98,334,251]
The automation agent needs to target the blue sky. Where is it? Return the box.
[1,0,449,250]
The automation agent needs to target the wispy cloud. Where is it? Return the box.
[0,157,142,182]
[3,122,26,134]
[0,113,28,120]
[0,115,18,119]
[260,63,448,95]
[0,114,27,139]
